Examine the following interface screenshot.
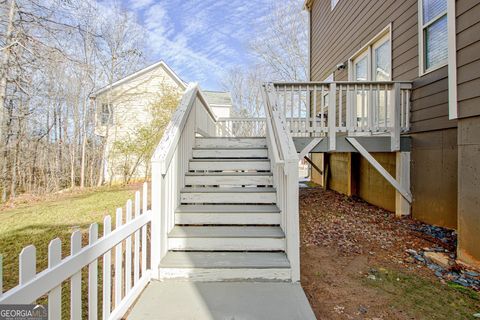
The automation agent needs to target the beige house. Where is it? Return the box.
[92,61,187,183]
[92,61,233,183]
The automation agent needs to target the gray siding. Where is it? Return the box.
[457,0,480,119]
[310,0,455,133]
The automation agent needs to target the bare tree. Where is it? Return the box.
[224,0,307,116]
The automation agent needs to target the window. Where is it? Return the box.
[348,26,392,128]
[100,103,113,125]
[419,0,448,74]
[331,0,340,10]
[349,30,391,82]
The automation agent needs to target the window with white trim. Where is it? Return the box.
[100,103,113,125]
[331,0,340,10]
[419,0,448,74]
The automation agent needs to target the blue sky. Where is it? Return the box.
[124,0,274,90]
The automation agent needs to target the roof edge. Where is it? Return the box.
[91,60,187,98]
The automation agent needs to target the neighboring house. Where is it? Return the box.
[92,61,187,183]
[92,61,233,184]
[202,91,233,118]
[304,0,480,267]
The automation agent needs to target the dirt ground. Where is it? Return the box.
[299,187,480,320]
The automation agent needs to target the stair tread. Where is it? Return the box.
[168,226,285,238]
[176,204,280,213]
[181,187,276,193]
[190,159,270,162]
[185,172,272,177]
[160,252,290,269]
[196,137,267,139]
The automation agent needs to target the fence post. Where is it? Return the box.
[150,161,162,279]
[328,83,337,151]
[286,161,300,282]
[391,83,401,151]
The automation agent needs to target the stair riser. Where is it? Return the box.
[185,175,273,186]
[195,138,267,149]
[159,268,291,281]
[181,192,276,204]
[175,213,281,225]
[189,162,271,171]
[168,238,285,251]
[192,149,268,159]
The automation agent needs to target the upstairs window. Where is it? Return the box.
[100,103,113,125]
[331,0,340,10]
[419,0,448,74]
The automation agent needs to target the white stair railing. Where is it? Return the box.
[272,81,412,151]
[262,83,300,282]
[150,83,218,276]
[216,117,266,137]
[0,183,152,320]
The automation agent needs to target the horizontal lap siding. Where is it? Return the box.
[310,0,454,132]
[457,1,480,118]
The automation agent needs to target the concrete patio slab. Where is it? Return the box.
[127,281,316,320]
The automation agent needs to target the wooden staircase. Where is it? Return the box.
[159,137,291,281]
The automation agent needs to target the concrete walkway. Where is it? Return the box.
[127,281,316,320]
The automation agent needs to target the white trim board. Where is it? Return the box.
[447,0,457,119]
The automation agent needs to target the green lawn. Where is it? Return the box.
[366,267,480,319]
[0,185,138,293]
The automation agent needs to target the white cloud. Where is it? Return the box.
[129,0,155,10]
[127,0,276,89]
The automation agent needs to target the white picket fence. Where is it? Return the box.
[0,183,152,320]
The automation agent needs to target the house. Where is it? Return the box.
[304,0,480,267]
[91,61,232,183]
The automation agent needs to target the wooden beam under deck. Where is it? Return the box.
[293,136,411,153]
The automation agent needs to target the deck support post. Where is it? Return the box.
[328,83,336,151]
[395,152,411,217]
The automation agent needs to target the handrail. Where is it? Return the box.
[272,80,412,87]
[150,82,219,279]
[264,83,299,163]
[151,83,217,173]
[218,117,266,121]
[262,83,300,282]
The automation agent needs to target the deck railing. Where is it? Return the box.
[151,83,218,275]
[216,117,266,137]
[271,81,412,151]
[262,83,300,282]
[0,183,152,320]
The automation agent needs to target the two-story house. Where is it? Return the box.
[304,0,480,267]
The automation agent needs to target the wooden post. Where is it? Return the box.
[395,152,411,217]
[286,161,300,282]
[328,83,337,151]
[391,83,401,151]
[150,161,162,279]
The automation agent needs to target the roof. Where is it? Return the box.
[91,60,186,98]
[202,91,233,107]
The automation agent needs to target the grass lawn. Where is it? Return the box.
[366,267,480,319]
[0,184,139,293]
